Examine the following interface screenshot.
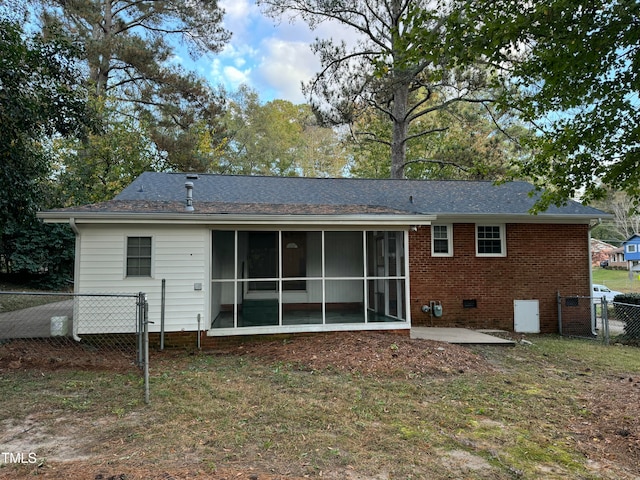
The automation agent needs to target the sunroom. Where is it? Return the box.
[209,228,413,335]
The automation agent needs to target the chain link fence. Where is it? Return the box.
[558,292,640,346]
[0,291,150,402]
[557,294,598,339]
[608,299,640,345]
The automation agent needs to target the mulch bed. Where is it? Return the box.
[221,331,495,378]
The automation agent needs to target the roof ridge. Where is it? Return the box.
[147,171,509,185]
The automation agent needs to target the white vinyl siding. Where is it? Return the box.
[75,225,208,333]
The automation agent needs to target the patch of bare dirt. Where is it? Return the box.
[571,375,640,479]
[0,338,136,373]
[0,462,307,480]
[219,331,494,377]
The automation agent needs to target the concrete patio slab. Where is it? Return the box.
[411,327,515,345]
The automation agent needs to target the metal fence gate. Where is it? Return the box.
[0,291,150,403]
[557,293,598,339]
[558,292,640,346]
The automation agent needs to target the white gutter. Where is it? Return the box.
[68,217,79,235]
[588,218,602,336]
[38,212,436,227]
[433,213,612,224]
[69,218,82,342]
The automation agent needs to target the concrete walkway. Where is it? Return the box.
[0,300,74,339]
[411,327,515,345]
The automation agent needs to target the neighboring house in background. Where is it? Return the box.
[610,246,626,267]
[39,173,608,344]
[591,239,617,267]
[623,234,640,271]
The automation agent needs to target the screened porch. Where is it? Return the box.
[209,229,409,334]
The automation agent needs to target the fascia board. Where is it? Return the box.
[38,211,436,227]
[431,213,612,224]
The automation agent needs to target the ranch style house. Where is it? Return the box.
[39,172,607,345]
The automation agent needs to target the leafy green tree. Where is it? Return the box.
[52,102,162,206]
[0,19,92,286]
[448,0,640,210]
[35,0,230,170]
[220,85,348,177]
[259,0,497,179]
[349,101,526,180]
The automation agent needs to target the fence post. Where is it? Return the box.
[197,313,201,350]
[143,294,150,404]
[602,298,610,345]
[137,292,145,366]
[557,291,562,335]
[160,279,166,351]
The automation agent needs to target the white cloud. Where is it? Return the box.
[224,65,252,87]
[220,0,252,18]
[200,1,360,102]
[219,0,261,41]
[254,38,318,103]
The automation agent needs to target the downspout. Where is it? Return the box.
[588,219,602,336]
[69,218,82,342]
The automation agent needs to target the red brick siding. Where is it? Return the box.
[409,223,590,333]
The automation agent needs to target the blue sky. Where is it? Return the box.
[177,0,331,104]
[13,0,345,104]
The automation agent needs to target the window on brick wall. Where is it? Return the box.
[431,224,453,257]
[476,225,506,257]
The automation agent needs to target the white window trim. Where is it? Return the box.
[627,244,637,254]
[431,224,453,257]
[476,224,506,257]
[124,235,154,279]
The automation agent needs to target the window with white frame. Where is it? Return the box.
[628,244,638,254]
[476,225,506,256]
[431,224,453,257]
[126,236,152,277]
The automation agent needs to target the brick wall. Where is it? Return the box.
[409,223,591,333]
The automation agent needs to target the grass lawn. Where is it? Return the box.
[1,334,640,479]
[592,267,640,293]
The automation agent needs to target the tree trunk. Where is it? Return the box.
[89,0,113,97]
[390,81,409,179]
[389,0,407,180]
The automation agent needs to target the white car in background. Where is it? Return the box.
[592,284,623,303]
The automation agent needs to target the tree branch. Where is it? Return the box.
[402,157,470,172]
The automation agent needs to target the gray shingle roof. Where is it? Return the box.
[108,172,604,217]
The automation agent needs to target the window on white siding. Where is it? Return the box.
[431,224,453,257]
[126,237,152,277]
[476,225,506,257]
[628,244,637,254]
